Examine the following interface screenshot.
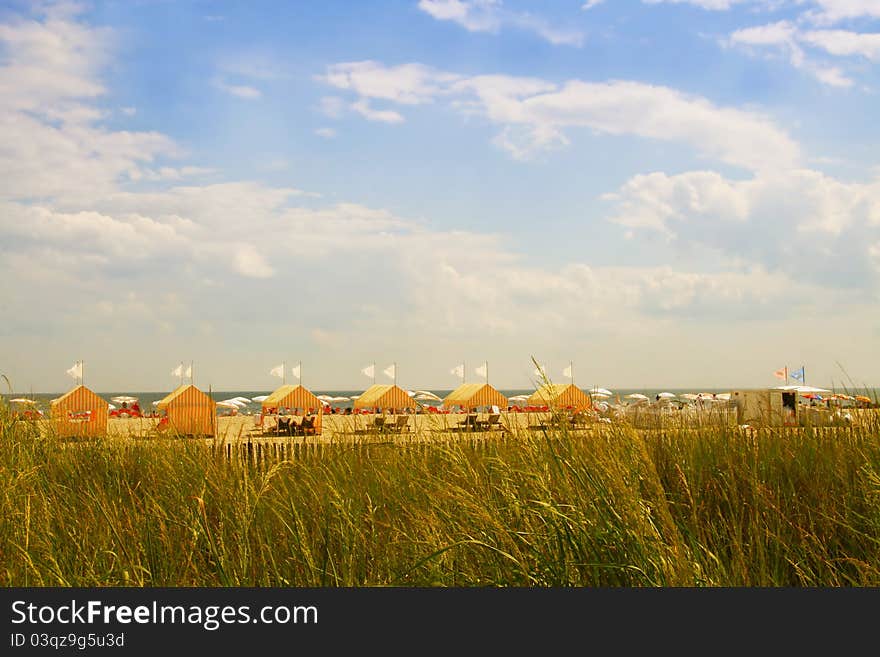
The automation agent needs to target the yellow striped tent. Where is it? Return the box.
[50,385,108,437]
[443,383,507,411]
[353,384,415,411]
[157,384,216,436]
[261,384,322,414]
[527,383,591,410]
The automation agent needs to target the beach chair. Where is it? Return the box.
[482,413,503,431]
[387,415,410,433]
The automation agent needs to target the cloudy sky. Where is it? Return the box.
[1,0,878,393]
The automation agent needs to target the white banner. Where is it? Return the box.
[475,362,487,379]
[383,363,396,380]
[361,364,375,379]
[66,361,82,380]
[291,364,301,380]
[171,363,183,378]
[269,363,284,378]
[450,363,464,379]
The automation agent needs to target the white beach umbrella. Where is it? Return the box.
[590,387,613,396]
[111,396,138,404]
[625,393,649,400]
[316,395,334,402]
[329,396,351,402]
[229,397,251,404]
[716,393,731,401]
[108,404,116,410]
[252,395,269,402]
[9,398,36,404]
[657,392,677,399]
[680,393,699,401]
[414,391,442,402]
[349,395,360,400]
[217,401,240,409]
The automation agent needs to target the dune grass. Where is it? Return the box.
[1,404,879,587]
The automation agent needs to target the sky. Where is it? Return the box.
[0,0,878,393]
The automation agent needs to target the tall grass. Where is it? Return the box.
[1,404,879,586]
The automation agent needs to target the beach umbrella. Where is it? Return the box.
[855,395,873,403]
[108,404,117,410]
[508,395,530,402]
[590,387,613,396]
[349,395,360,400]
[625,393,649,401]
[9,398,36,404]
[414,392,442,402]
[252,395,269,402]
[111,396,138,404]
[316,395,334,402]
[229,397,251,404]
[217,401,240,409]
[591,393,611,399]
[680,393,699,400]
[329,396,351,402]
[657,392,676,399]
[715,393,731,401]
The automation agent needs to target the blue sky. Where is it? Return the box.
[0,0,878,392]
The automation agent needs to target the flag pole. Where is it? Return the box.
[463,361,466,384]
[179,361,183,387]
[191,360,194,386]
[373,362,376,385]
[394,362,397,387]
[81,360,84,387]
[571,361,574,386]
[283,361,286,386]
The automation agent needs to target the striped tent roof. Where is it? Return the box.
[157,384,213,410]
[261,384,321,411]
[443,383,507,410]
[527,383,591,410]
[353,384,415,410]
[50,384,108,410]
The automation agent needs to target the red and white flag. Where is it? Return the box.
[773,367,787,380]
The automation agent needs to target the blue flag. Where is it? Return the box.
[790,367,805,382]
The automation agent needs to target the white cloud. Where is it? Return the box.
[727,21,856,87]
[350,99,405,123]
[417,0,584,46]
[806,0,880,24]
[582,1,605,9]
[213,78,262,99]
[604,168,880,290]
[801,29,880,61]
[322,62,800,171]
[315,127,337,138]
[642,0,751,9]
[321,61,459,105]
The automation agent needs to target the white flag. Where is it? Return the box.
[171,363,183,378]
[383,363,396,380]
[562,364,572,379]
[269,363,284,378]
[533,364,546,379]
[291,364,301,380]
[475,362,488,379]
[450,363,464,379]
[361,364,375,379]
[184,364,192,379]
[66,361,82,379]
